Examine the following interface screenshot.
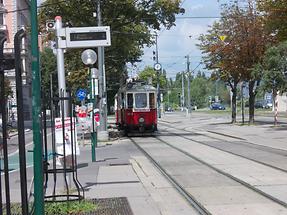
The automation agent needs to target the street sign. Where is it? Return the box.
[76,89,87,101]
[94,113,100,126]
[65,26,111,48]
[92,79,99,97]
[219,35,227,42]
[54,117,80,160]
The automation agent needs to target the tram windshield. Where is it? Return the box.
[135,93,147,108]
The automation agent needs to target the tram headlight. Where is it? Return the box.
[139,117,145,123]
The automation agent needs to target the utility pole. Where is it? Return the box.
[181,71,185,110]
[155,33,161,118]
[31,0,44,214]
[186,55,191,114]
[97,0,108,138]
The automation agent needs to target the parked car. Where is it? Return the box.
[255,100,272,109]
[165,107,174,112]
[266,100,273,109]
[210,103,226,110]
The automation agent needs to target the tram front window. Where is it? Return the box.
[135,93,147,108]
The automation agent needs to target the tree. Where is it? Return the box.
[0,78,12,99]
[137,66,167,88]
[199,1,271,123]
[260,41,287,124]
[258,0,287,42]
[40,48,57,106]
[190,75,210,108]
[38,0,183,111]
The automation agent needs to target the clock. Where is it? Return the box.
[154,63,162,71]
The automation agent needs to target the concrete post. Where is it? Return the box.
[55,16,68,116]
[97,0,109,141]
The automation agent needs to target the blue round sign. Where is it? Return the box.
[76,89,87,101]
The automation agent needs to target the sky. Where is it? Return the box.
[128,0,226,79]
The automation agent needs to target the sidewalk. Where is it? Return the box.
[75,137,196,215]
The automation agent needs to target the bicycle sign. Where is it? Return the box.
[76,89,87,101]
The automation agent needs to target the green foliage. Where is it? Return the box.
[0,77,12,100]
[261,41,287,94]
[161,71,229,109]
[138,66,167,88]
[6,200,97,215]
[40,48,57,102]
[258,0,287,42]
[45,200,97,215]
[190,76,210,108]
[66,68,89,100]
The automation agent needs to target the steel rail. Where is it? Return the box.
[130,138,211,215]
[161,119,287,154]
[154,126,287,208]
[160,121,287,174]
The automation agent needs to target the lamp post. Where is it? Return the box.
[81,49,97,162]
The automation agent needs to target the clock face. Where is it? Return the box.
[154,63,162,71]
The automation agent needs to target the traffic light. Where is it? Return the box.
[153,51,156,61]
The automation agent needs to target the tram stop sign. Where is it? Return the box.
[76,89,87,101]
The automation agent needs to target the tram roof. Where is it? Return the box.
[120,81,157,93]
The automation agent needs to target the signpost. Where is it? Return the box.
[52,17,110,162]
[154,63,162,119]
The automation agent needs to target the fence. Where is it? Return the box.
[0,29,84,215]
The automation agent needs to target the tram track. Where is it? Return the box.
[160,121,287,174]
[130,138,211,215]
[130,134,287,213]
[161,118,287,154]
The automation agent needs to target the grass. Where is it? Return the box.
[45,200,98,215]
[4,200,98,215]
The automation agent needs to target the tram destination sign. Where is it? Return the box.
[65,26,111,48]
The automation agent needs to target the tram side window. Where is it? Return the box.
[135,93,147,108]
[149,93,155,108]
[121,93,125,108]
[127,93,133,108]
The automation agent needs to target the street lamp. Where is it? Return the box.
[81,49,97,162]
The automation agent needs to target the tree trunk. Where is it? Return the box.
[231,87,237,123]
[248,81,256,124]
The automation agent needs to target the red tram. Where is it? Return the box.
[115,80,157,134]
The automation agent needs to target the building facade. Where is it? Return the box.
[0,0,32,121]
